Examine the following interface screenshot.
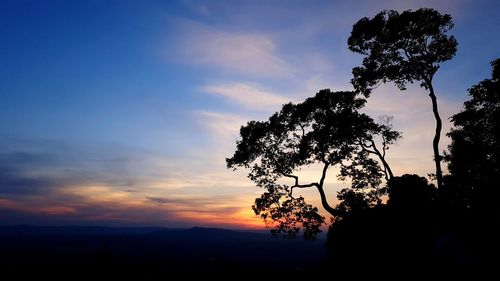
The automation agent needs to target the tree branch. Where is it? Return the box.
[357,136,394,181]
[281,173,318,196]
[316,162,336,217]
[281,173,318,188]
[359,141,377,154]
[369,139,394,181]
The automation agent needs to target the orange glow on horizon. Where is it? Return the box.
[0,185,267,230]
[177,207,265,230]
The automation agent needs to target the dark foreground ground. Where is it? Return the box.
[0,226,329,278]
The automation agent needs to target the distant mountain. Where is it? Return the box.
[0,225,329,277]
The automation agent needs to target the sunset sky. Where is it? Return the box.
[1,0,499,229]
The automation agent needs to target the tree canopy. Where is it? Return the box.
[348,8,457,95]
[348,8,457,189]
[227,89,400,239]
[445,59,500,212]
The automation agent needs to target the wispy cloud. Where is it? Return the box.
[146,196,174,205]
[173,20,292,77]
[0,186,262,228]
[0,198,77,215]
[0,138,263,228]
[195,111,248,140]
[182,0,211,16]
[203,83,291,110]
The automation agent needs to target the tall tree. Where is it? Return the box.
[227,89,400,239]
[348,8,457,189]
[446,59,500,212]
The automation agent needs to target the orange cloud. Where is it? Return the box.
[0,198,76,215]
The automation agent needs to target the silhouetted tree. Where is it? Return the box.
[435,59,500,278]
[348,8,457,189]
[387,174,436,210]
[446,59,500,214]
[327,174,437,276]
[227,89,400,239]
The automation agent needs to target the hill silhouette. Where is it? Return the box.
[0,225,327,278]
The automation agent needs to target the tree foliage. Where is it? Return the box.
[387,174,436,210]
[348,8,457,189]
[445,59,500,211]
[327,174,437,275]
[348,8,457,95]
[227,89,400,239]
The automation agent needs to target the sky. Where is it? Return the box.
[1,0,499,229]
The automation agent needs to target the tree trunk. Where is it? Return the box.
[317,184,336,217]
[317,162,336,216]
[427,82,443,189]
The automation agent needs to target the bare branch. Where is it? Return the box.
[359,141,377,154]
[316,162,336,216]
[281,173,318,188]
[281,173,318,196]
[369,139,393,181]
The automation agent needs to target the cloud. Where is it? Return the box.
[0,137,264,228]
[145,195,220,206]
[173,20,292,77]
[0,143,153,196]
[203,83,291,110]
[195,111,248,140]
[0,184,262,228]
[0,167,55,195]
[0,149,80,196]
[182,0,211,16]
[146,196,174,204]
[0,198,77,215]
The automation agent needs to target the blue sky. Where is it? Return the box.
[1,0,499,228]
